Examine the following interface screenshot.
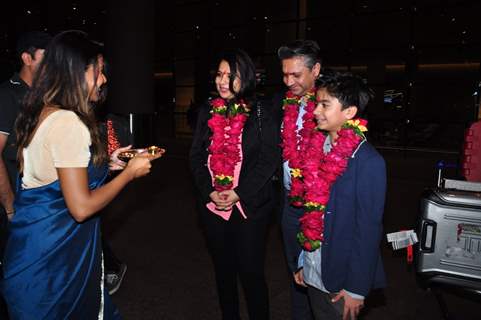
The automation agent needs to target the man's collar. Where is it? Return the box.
[10,73,29,88]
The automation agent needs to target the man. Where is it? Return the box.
[0,30,51,245]
[0,30,52,319]
[276,39,321,320]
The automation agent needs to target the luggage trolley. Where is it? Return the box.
[415,161,481,319]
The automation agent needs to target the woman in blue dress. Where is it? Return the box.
[1,30,157,319]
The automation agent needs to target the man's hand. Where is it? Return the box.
[331,290,364,320]
[293,269,307,287]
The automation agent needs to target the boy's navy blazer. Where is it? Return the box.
[321,140,387,296]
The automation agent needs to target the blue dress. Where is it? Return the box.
[1,163,121,319]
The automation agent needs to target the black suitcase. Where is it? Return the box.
[415,185,481,293]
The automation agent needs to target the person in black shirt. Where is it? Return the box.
[0,29,52,320]
[0,31,52,245]
[0,31,51,219]
[0,31,51,221]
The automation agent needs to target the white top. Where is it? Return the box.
[22,110,91,189]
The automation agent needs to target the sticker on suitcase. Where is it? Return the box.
[386,230,418,250]
[457,223,481,235]
[445,223,481,265]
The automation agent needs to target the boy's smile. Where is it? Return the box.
[314,88,357,139]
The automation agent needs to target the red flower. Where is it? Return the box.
[286,91,296,99]
[304,229,322,241]
[358,119,368,127]
[303,241,312,251]
[211,98,225,107]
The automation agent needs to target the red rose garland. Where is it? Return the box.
[106,119,120,156]
[281,89,317,206]
[207,98,249,191]
[297,119,368,251]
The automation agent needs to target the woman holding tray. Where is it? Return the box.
[1,30,160,319]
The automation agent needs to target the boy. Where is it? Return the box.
[294,71,386,320]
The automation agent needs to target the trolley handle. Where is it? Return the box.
[436,160,458,188]
[420,220,436,252]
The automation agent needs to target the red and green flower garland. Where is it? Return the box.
[281,89,317,206]
[297,119,368,251]
[280,89,369,251]
[207,98,249,191]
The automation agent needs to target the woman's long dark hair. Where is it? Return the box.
[16,30,107,168]
[216,49,256,105]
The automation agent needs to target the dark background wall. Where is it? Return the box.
[0,0,480,150]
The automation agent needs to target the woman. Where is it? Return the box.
[1,30,157,319]
[190,49,280,319]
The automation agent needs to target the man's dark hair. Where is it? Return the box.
[316,70,374,115]
[277,40,321,69]
[16,31,52,59]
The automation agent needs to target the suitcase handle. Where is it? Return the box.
[436,161,458,187]
[420,220,437,252]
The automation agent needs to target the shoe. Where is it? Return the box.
[105,263,127,295]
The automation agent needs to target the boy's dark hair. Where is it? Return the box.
[16,31,52,59]
[277,40,321,69]
[316,70,374,115]
[216,49,256,103]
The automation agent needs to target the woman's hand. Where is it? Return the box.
[209,191,229,210]
[141,147,165,161]
[124,154,152,180]
[218,190,240,210]
[109,145,131,171]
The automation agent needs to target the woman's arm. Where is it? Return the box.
[58,155,152,222]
